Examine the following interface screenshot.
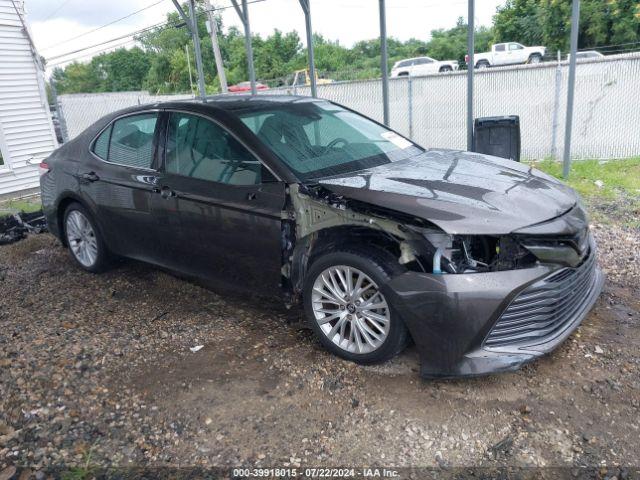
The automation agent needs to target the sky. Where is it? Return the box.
[27,0,505,72]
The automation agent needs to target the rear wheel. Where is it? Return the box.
[63,203,110,273]
[439,66,453,73]
[303,249,409,364]
[476,61,489,69]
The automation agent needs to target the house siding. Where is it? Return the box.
[0,0,58,196]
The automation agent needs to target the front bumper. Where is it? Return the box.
[382,247,603,378]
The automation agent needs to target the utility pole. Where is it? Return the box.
[205,0,228,93]
[185,44,195,97]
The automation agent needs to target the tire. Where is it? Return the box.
[476,61,489,69]
[529,53,542,64]
[397,72,409,77]
[63,202,110,273]
[439,66,453,73]
[303,248,409,364]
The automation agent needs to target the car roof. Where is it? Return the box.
[114,94,325,117]
[395,56,431,63]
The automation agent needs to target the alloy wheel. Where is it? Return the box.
[66,210,98,268]
[311,265,390,354]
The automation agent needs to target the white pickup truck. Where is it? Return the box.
[469,42,546,69]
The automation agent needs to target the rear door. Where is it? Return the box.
[152,110,286,297]
[81,111,163,261]
[493,43,507,65]
[413,58,436,76]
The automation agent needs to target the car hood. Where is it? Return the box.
[317,149,578,235]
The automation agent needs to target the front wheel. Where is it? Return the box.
[303,249,409,364]
[63,203,110,273]
[529,53,542,64]
[439,66,453,73]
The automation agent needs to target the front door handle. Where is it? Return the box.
[247,192,257,201]
[80,172,99,182]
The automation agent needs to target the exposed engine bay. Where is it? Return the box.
[280,183,587,303]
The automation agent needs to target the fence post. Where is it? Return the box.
[408,74,413,139]
[467,0,475,151]
[562,0,581,178]
[50,79,68,143]
[379,0,390,126]
[550,50,562,159]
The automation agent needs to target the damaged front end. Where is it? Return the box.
[283,184,603,378]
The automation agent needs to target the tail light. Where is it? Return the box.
[38,161,50,176]
[465,54,469,63]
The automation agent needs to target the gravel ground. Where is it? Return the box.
[1,202,639,477]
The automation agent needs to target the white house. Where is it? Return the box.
[0,0,58,197]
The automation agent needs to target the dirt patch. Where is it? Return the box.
[1,217,639,473]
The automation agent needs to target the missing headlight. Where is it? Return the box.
[417,233,538,274]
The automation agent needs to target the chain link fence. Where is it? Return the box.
[58,92,194,140]
[58,53,640,160]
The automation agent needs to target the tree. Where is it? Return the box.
[51,63,101,94]
[494,0,640,53]
[50,0,640,95]
[427,17,494,64]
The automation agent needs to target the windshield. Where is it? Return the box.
[237,101,424,180]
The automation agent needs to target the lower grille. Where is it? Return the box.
[484,250,597,348]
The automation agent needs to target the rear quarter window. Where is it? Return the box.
[93,126,111,160]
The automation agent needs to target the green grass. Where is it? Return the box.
[530,157,640,200]
[530,157,640,228]
[0,195,42,215]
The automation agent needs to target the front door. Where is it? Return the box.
[153,110,286,297]
[508,43,527,64]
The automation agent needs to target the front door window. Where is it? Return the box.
[165,112,262,185]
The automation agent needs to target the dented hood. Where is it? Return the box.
[317,149,578,235]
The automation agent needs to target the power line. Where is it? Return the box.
[45,21,172,62]
[42,0,169,52]
[47,40,139,68]
[44,0,267,64]
[42,0,73,22]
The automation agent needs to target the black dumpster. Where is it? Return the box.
[473,116,521,162]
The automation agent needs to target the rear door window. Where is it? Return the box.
[495,44,506,52]
[107,113,158,169]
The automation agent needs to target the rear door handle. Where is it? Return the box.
[80,172,99,182]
